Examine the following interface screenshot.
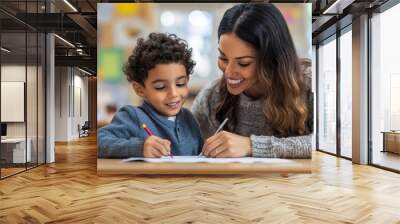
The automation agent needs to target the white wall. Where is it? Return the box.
[1,64,46,163]
[1,65,36,138]
[55,67,68,141]
[72,72,89,138]
[54,67,89,141]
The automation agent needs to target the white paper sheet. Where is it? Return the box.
[121,156,295,164]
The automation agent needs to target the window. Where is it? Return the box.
[340,29,352,158]
[371,3,400,171]
[318,37,337,154]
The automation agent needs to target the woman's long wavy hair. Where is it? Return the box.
[214,3,310,137]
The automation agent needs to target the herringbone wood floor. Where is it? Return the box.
[1,135,400,224]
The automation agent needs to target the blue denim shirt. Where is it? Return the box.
[98,101,203,158]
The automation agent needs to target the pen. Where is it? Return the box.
[199,118,228,156]
[142,123,173,158]
[214,118,229,134]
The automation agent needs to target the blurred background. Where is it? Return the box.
[97,3,312,127]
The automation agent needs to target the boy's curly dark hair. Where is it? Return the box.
[123,32,195,85]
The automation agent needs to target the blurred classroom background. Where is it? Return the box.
[97,3,311,127]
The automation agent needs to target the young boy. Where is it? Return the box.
[98,33,202,158]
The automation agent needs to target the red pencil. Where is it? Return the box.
[142,123,153,136]
[142,123,172,158]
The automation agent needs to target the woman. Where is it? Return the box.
[192,3,313,158]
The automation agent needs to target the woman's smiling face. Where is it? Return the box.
[218,33,264,97]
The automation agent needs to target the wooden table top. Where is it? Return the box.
[97,158,311,175]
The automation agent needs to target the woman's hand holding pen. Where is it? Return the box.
[202,131,252,157]
[143,136,171,158]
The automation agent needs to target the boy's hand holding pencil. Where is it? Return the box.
[143,135,171,158]
[142,124,172,158]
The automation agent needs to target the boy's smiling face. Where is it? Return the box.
[133,63,189,117]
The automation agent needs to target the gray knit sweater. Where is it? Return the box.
[191,79,313,159]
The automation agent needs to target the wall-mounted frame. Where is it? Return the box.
[1,81,25,122]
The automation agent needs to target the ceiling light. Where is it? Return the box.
[1,47,11,53]
[63,0,78,12]
[76,48,85,55]
[54,34,75,48]
[78,67,93,76]
[323,0,354,15]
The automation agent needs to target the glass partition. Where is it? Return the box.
[38,32,45,165]
[0,0,46,179]
[1,30,28,177]
[27,31,38,169]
